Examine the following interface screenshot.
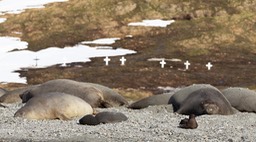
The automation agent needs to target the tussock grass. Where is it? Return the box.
[1,0,255,52]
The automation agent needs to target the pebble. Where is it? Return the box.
[0,104,256,141]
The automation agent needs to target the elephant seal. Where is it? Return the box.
[21,79,127,108]
[14,92,93,120]
[175,88,234,115]
[0,86,38,103]
[128,93,174,109]
[83,82,128,107]
[20,79,104,108]
[222,87,256,112]
[169,84,220,112]
[179,114,198,129]
[79,111,128,125]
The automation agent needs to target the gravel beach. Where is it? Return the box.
[0,102,256,142]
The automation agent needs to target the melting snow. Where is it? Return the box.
[128,19,175,27]
[0,37,136,83]
[0,0,68,14]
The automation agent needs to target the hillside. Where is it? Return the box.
[1,0,256,90]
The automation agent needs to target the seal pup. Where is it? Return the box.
[222,87,256,112]
[179,114,198,129]
[14,92,93,120]
[79,111,128,125]
[128,93,175,109]
[175,88,234,115]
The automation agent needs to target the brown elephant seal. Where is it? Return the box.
[128,93,174,109]
[21,79,127,108]
[14,92,93,120]
[20,79,104,108]
[79,111,128,125]
[179,114,198,129]
[175,88,234,115]
[221,87,256,112]
[83,82,128,107]
[169,84,220,112]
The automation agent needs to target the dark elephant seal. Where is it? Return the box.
[128,93,174,109]
[0,86,38,103]
[222,87,256,112]
[169,84,220,112]
[175,88,234,115]
[79,111,128,125]
[20,79,104,108]
[179,114,198,129]
[14,92,93,120]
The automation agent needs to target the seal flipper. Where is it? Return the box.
[100,101,113,108]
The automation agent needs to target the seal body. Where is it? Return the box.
[21,79,127,108]
[179,114,198,129]
[14,92,93,120]
[79,111,128,125]
[83,82,128,107]
[128,93,174,109]
[20,79,104,108]
[0,86,38,103]
[79,114,99,125]
[175,88,234,115]
[222,87,256,112]
[169,84,220,112]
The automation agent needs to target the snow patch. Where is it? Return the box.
[81,38,120,45]
[128,19,175,27]
[0,0,68,14]
[0,37,136,84]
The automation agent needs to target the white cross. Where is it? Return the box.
[104,56,111,66]
[206,62,213,70]
[184,60,190,70]
[120,56,126,66]
[34,57,39,67]
[160,59,166,68]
